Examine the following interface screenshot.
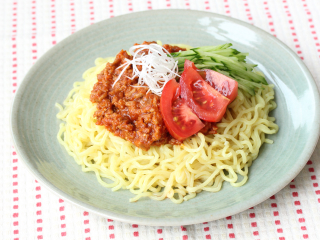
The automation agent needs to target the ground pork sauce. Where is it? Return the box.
[90,42,217,150]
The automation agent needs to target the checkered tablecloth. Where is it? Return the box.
[1,0,320,239]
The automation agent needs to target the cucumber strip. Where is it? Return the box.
[209,48,240,57]
[194,51,247,70]
[221,61,267,84]
[195,56,216,62]
[192,59,204,65]
[194,64,217,70]
[201,61,224,67]
[234,53,248,62]
[237,82,255,96]
[214,65,229,71]
[191,43,232,52]
[176,56,196,64]
[170,50,194,57]
[214,69,231,77]
[234,76,263,88]
[177,64,185,69]
[234,77,262,96]
[240,62,258,71]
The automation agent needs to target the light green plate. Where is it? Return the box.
[11,10,320,226]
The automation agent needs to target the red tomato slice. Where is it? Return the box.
[181,61,230,122]
[198,69,238,102]
[160,79,205,141]
[184,59,197,70]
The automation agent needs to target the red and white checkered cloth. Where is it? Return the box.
[2,0,320,239]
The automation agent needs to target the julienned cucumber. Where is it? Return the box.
[170,43,268,95]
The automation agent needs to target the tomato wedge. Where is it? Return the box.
[198,69,238,102]
[160,79,205,141]
[181,60,230,122]
[184,59,197,70]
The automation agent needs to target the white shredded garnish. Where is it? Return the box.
[112,43,180,96]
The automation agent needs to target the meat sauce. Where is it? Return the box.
[90,42,217,151]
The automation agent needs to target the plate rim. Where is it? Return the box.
[10,9,320,226]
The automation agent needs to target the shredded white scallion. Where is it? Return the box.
[112,44,180,96]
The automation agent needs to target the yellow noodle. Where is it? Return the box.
[56,57,279,203]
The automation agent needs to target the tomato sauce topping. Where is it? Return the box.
[90,42,219,150]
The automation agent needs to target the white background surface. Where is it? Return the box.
[1,0,320,239]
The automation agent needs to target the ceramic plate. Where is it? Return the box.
[11,10,320,226]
